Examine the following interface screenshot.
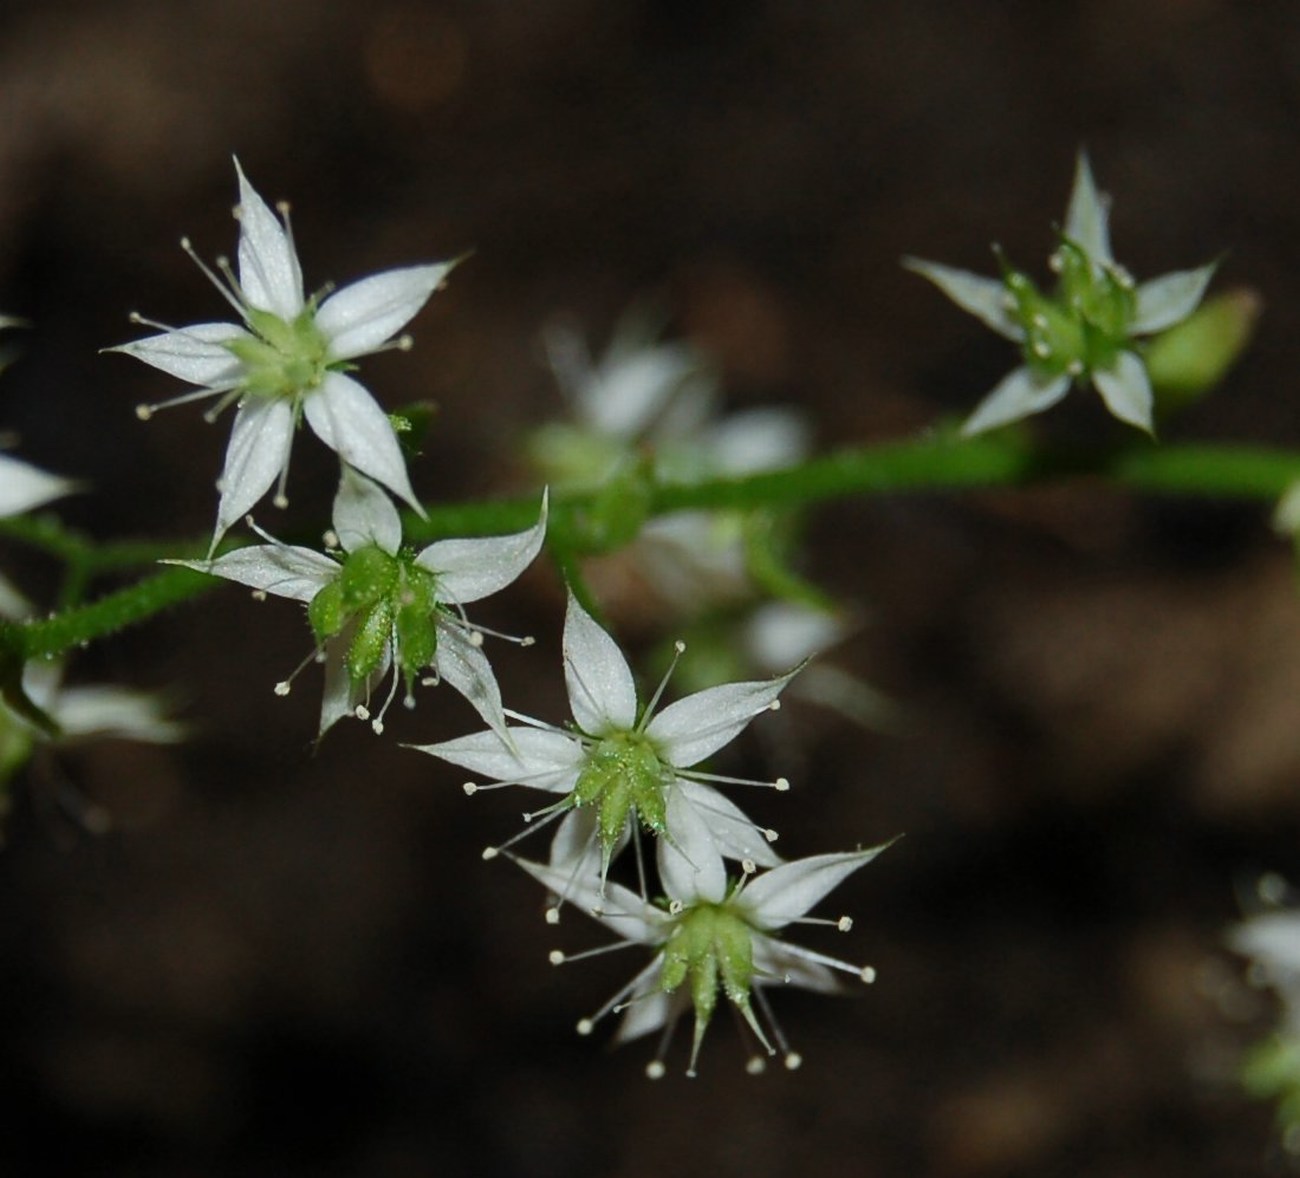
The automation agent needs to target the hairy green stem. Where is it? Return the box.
[7,430,1300,660]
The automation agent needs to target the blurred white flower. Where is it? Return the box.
[906,152,1216,435]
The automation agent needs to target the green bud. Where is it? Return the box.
[1144,288,1261,413]
[571,734,666,866]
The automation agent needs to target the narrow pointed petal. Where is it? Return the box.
[1092,351,1154,433]
[317,262,456,359]
[659,787,728,904]
[303,371,423,514]
[1063,151,1112,264]
[1230,912,1300,974]
[754,939,840,993]
[433,620,509,740]
[646,668,796,768]
[411,726,582,792]
[740,844,893,931]
[213,397,294,547]
[511,855,657,940]
[332,466,402,555]
[960,366,1071,437]
[1131,264,1217,334]
[318,628,385,736]
[233,159,303,319]
[561,592,638,735]
[548,808,630,878]
[902,258,1024,341]
[166,544,337,602]
[0,454,77,517]
[415,493,547,605]
[108,323,249,386]
[676,780,781,868]
[585,346,700,438]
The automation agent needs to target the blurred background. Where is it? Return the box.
[1,1,1300,1174]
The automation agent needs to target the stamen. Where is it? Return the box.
[638,639,686,733]
[369,664,403,735]
[132,384,234,421]
[274,644,323,697]
[547,939,641,966]
[645,1061,666,1080]
[681,767,790,791]
[180,237,249,321]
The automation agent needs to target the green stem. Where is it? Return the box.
[9,430,1300,660]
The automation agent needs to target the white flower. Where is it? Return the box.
[1,658,184,786]
[905,152,1216,436]
[0,453,77,519]
[111,159,455,552]
[412,591,796,892]
[512,824,890,1077]
[169,467,546,737]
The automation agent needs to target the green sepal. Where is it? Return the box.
[1145,288,1261,414]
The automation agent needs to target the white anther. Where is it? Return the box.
[545,907,561,925]
[274,681,291,696]
[784,1052,803,1070]
[774,777,790,792]
[576,1019,594,1036]
[837,916,853,932]
[463,782,478,796]
[481,846,499,861]
[134,404,153,421]
[548,950,565,965]
[746,1056,767,1075]
[860,966,877,984]
[646,1061,666,1079]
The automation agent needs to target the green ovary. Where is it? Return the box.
[307,546,440,688]
[571,733,668,864]
[226,306,331,399]
[660,903,756,1032]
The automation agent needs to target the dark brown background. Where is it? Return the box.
[2,1,1299,1174]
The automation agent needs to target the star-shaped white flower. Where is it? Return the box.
[412,591,797,893]
[170,467,546,738]
[512,821,890,1076]
[906,152,1216,436]
[112,159,456,552]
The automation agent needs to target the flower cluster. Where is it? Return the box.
[108,163,891,1074]
[906,153,1216,436]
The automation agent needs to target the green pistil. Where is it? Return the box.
[225,305,331,399]
[571,732,668,868]
[660,903,761,1071]
[307,545,440,689]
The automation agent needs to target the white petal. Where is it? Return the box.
[659,787,728,904]
[50,686,184,743]
[511,855,657,941]
[1092,351,1153,433]
[743,602,846,672]
[108,323,249,387]
[584,346,701,438]
[1230,912,1300,975]
[646,668,796,768]
[415,493,547,605]
[318,627,387,736]
[699,408,811,476]
[613,965,674,1044]
[547,808,630,878]
[332,466,402,555]
[960,366,1071,437]
[303,371,422,514]
[433,620,508,740]
[213,397,294,547]
[1063,151,1112,264]
[902,258,1024,341]
[166,544,337,602]
[753,938,840,993]
[676,779,781,868]
[562,592,637,735]
[317,263,456,360]
[234,159,303,319]
[740,845,891,931]
[1131,264,1217,335]
[411,726,582,793]
[0,454,77,517]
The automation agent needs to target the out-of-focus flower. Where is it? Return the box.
[906,152,1216,436]
[113,159,454,552]
[171,467,546,737]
